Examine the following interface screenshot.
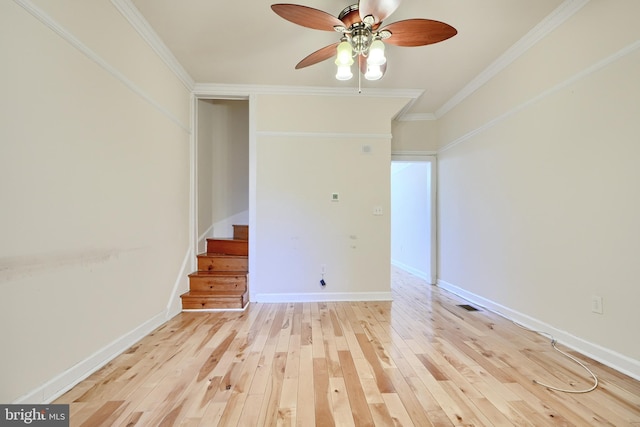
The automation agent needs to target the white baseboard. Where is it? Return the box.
[166,247,193,316]
[197,224,214,246]
[437,279,640,381]
[182,305,248,313]
[255,292,393,303]
[13,310,173,404]
[391,260,431,283]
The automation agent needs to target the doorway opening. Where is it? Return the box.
[391,156,436,284]
[195,98,250,254]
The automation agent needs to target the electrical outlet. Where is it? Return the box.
[373,206,383,216]
[591,295,603,314]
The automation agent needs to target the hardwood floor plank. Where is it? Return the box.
[198,401,225,426]
[121,410,144,426]
[355,333,396,393]
[320,304,343,377]
[297,345,315,427]
[258,351,287,426]
[52,268,640,426]
[236,393,263,427]
[328,377,356,427]
[367,401,397,427]
[78,400,126,427]
[310,303,326,358]
[382,393,416,426]
[313,358,336,427]
[504,381,580,425]
[279,377,299,425]
[248,343,278,396]
[337,350,375,426]
[385,367,435,427]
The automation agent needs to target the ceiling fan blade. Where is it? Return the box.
[271,4,344,31]
[358,0,401,24]
[382,19,457,47]
[296,42,340,69]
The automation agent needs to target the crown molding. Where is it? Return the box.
[391,151,438,158]
[193,83,423,100]
[28,0,588,124]
[194,83,423,120]
[435,0,590,119]
[110,0,195,91]
[113,0,589,122]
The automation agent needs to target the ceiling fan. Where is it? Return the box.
[271,0,457,81]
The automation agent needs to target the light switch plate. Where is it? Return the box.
[591,295,603,314]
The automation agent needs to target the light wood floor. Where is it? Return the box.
[55,268,640,426]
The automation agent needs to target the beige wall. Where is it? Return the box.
[0,1,191,402]
[391,119,439,153]
[437,1,640,377]
[253,94,410,301]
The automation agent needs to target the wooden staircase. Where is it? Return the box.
[180,225,249,310]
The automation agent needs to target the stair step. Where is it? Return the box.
[183,225,249,311]
[188,271,247,292]
[233,225,248,240]
[206,238,248,256]
[197,253,248,272]
[180,290,248,310]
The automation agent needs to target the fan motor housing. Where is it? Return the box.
[338,4,360,26]
[351,24,372,54]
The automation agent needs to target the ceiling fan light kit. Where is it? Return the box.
[271,0,457,83]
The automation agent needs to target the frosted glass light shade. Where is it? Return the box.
[365,64,383,80]
[336,41,354,66]
[367,40,386,66]
[336,64,353,80]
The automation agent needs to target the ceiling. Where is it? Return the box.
[130,0,567,118]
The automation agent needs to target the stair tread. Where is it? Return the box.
[181,290,247,298]
[198,252,248,258]
[184,225,249,310]
[189,271,248,277]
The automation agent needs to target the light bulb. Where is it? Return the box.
[365,64,383,80]
[336,64,353,80]
[367,40,386,66]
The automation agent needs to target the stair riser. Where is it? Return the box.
[181,293,248,310]
[206,239,248,256]
[183,224,249,311]
[233,225,248,240]
[197,257,247,272]
[188,276,247,292]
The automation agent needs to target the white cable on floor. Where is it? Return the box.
[510,320,599,393]
[447,293,600,394]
